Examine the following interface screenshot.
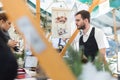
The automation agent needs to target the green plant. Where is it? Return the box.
[64,46,83,77]
[64,46,112,78]
[14,50,25,60]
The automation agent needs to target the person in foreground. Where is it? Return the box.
[0,13,18,80]
[75,10,109,64]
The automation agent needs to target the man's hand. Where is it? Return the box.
[99,48,107,65]
[7,39,18,48]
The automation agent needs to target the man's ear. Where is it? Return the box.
[0,20,5,29]
[84,18,88,23]
[0,19,4,23]
[0,20,3,25]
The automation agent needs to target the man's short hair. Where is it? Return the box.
[75,10,90,22]
[0,13,8,21]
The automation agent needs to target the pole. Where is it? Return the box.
[1,0,76,80]
[112,9,118,42]
[36,0,40,23]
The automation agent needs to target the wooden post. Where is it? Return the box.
[47,32,52,39]
[60,30,79,57]
[112,9,118,42]
[60,0,100,57]
[1,0,76,80]
[88,0,100,12]
[36,0,40,23]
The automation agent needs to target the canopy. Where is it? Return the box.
[27,0,120,35]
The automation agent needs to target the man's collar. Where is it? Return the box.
[84,25,93,36]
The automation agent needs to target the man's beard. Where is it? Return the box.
[77,24,85,30]
[80,24,85,30]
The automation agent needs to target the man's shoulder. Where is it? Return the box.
[91,25,100,31]
[93,27,106,37]
[94,27,103,33]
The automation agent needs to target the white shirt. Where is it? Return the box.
[51,38,66,49]
[73,25,109,50]
[82,25,109,49]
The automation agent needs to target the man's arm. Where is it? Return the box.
[95,28,109,64]
[7,39,18,48]
[99,48,107,65]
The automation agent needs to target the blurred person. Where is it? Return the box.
[0,12,19,51]
[75,10,109,64]
[0,13,18,80]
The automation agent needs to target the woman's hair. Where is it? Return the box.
[0,13,8,21]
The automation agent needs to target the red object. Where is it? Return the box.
[16,68,26,79]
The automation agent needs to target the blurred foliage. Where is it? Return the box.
[94,56,111,74]
[64,46,83,77]
[14,50,25,59]
[64,46,112,78]
[41,15,51,33]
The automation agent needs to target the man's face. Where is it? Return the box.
[75,14,85,30]
[1,20,11,31]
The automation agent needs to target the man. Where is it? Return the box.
[75,10,109,64]
[1,13,19,48]
[0,13,18,80]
